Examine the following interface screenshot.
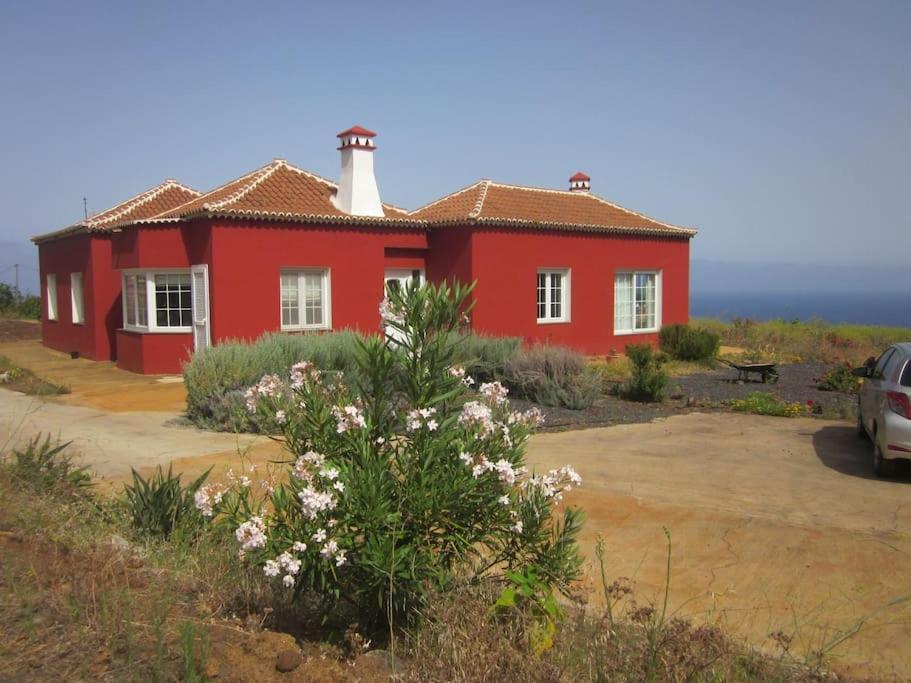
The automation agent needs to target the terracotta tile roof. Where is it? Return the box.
[31,180,201,243]
[409,180,696,237]
[143,160,421,227]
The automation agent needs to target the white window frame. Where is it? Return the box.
[70,272,84,325]
[121,269,193,333]
[46,274,57,321]
[280,268,332,331]
[614,270,662,335]
[536,268,570,324]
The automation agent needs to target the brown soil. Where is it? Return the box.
[0,319,40,343]
[0,529,390,682]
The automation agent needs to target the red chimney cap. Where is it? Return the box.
[569,171,590,182]
[337,125,377,138]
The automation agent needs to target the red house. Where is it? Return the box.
[33,126,696,375]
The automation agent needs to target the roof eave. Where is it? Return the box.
[428,216,696,238]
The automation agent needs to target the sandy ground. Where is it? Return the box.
[526,415,911,680]
[2,338,910,678]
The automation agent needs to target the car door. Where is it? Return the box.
[862,347,896,432]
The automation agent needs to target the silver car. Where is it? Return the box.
[855,343,911,477]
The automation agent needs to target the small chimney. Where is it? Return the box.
[333,125,384,217]
[569,171,591,192]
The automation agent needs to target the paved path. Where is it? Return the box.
[0,390,260,480]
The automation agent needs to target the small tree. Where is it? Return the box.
[196,280,583,628]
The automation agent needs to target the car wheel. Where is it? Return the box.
[873,431,895,478]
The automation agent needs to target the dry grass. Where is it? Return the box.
[694,318,911,364]
[0,356,69,396]
[403,583,844,682]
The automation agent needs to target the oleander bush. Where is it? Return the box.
[623,344,669,402]
[502,345,601,409]
[659,323,719,362]
[195,280,584,628]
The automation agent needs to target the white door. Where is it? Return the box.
[191,264,211,351]
[383,268,424,342]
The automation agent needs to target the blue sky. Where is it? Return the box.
[1,0,909,293]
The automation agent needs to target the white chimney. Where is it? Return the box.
[333,125,384,217]
[569,171,591,192]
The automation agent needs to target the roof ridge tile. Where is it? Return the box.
[86,180,201,228]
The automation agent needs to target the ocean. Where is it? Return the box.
[691,291,911,328]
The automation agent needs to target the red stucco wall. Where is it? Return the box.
[115,329,193,374]
[38,233,120,361]
[469,228,690,355]
[208,221,428,343]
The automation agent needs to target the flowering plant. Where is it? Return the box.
[198,280,583,626]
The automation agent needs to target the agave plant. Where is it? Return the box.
[123,464,211,538]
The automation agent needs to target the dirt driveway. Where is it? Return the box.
[527,414,911,680]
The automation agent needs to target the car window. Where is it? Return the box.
[873,348,895,378]
[882,351,905,382]
[901,359,911,388]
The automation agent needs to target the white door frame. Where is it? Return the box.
[190,264,211,351]
[384,268,425,291]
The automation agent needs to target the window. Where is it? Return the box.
[536,269,569,323]
[615,271,660,334]
[154,273,192,328]
[122,271,188,332]
[280,270,330,330]
[46,274,57,321]
[70,273,84,324]
[872,348,895,379]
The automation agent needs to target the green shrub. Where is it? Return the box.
[816,362,861,393]
[730,392,805,417]
[4,434,91,495]
[0,283,41,320]
[123,465,211,538]
[502,345,601,409]
[659,324,719,362]
[198,280,583,629]
[182,331,363,430]
[454,333,522,385]
[623,344,668,402]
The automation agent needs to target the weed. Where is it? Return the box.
[730,392,806,417]
[3,434,91,495]
[816,362,861,393]
[0,356,70,395]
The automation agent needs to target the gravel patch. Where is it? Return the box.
[520,362,856,431]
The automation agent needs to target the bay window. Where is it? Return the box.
[614,271,660,334]
[122,271,191,332]
[536,269,570,323]
[280,269,331,330]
